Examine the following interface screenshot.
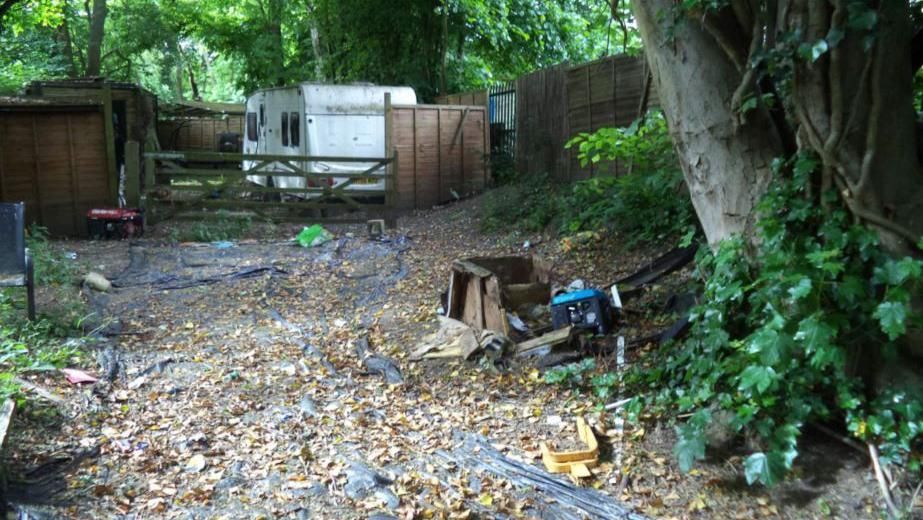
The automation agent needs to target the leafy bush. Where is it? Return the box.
[562,111,696,243]
[562,169,694,244]
[624,153,923,486]
[482,113,696,244]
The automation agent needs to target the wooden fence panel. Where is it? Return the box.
[566,55,655,179]
[388,104,489,209]
[157,116,245,152]
[435,90,488,108]
[0,108,110,236]
[515,64,570,180]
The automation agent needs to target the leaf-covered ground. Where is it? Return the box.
[6,197,883,519]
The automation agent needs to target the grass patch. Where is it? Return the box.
[27,225,80,286]
[166,211,255,242]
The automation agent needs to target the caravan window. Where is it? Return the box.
[246,112,257,141]
[259,104,265,127]
[290,112,300,146]
[281,113,289,146]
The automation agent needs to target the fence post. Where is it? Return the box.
[124,141,140,207]
[386,149,398,229]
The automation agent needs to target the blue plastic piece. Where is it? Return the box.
[551,288,608,306]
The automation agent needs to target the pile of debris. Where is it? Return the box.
[411,246,697,368]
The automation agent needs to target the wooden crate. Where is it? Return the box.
[446,256,552,335]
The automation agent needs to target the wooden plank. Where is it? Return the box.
[101,82,118,204]
[0,399,15,452]
[146,151,393,163]
[451,108,469,146]
[30,115,45,225]
[159,168,388,180]
[384,93,394,208]
[66,114,80,227]
[124,141,140,207]
[437,108,442,207]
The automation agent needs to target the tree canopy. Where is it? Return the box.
[0,0,639,101]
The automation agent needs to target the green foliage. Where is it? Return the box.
[1,0,640,102]
[167,212,253,242]
[0,292,83,405]
[623,153,923,485]
[561,112,696,243]
[544,358,597,386]
[484,113,695,245]
[561,169,694,244]
[566,112,677,172]
[26,225,78,286]
[543,358,621,401]
[480,174,563,233]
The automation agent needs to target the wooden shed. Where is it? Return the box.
[0,97,113,236]
[157,100,245,152]
[26,78,158,192]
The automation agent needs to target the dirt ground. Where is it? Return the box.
[5,196,891,519]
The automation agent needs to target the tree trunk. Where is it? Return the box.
[632,0,923,254]
[631,0,784,247]
[85,0,107,77]
[57,16,78,77]
[310,24,325,81]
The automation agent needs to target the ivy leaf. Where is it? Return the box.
[739,365,775,394]
[836,275,866,306]
[673,427,706,473]
[795,314,841,368]
[874,301,908,340]
[793,154,818,179]
[788,277,812,301]
[873,258,922,286]
[810,39,829,62]
[740,95,758,114]
[747,328,782,365]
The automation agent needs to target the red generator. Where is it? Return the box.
[86,208,144,239]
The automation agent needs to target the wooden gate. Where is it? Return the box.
[143,150,396,223]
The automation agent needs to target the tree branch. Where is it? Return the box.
[730,17,764,127]
[700,12,747,71]
[855,13,885,197]
[823,0,846,156]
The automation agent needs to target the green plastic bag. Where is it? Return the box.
[296,224,333,247]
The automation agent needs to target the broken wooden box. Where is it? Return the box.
[446,256,552,336]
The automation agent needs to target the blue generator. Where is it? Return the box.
[551,289,613,335]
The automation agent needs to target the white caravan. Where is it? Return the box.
[243,83,416,193]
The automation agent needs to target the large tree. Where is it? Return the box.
[631,0,923,254]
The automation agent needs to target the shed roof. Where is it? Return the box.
[160,100,245,118]
[0,96,102,111]
[29,77,145,91]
